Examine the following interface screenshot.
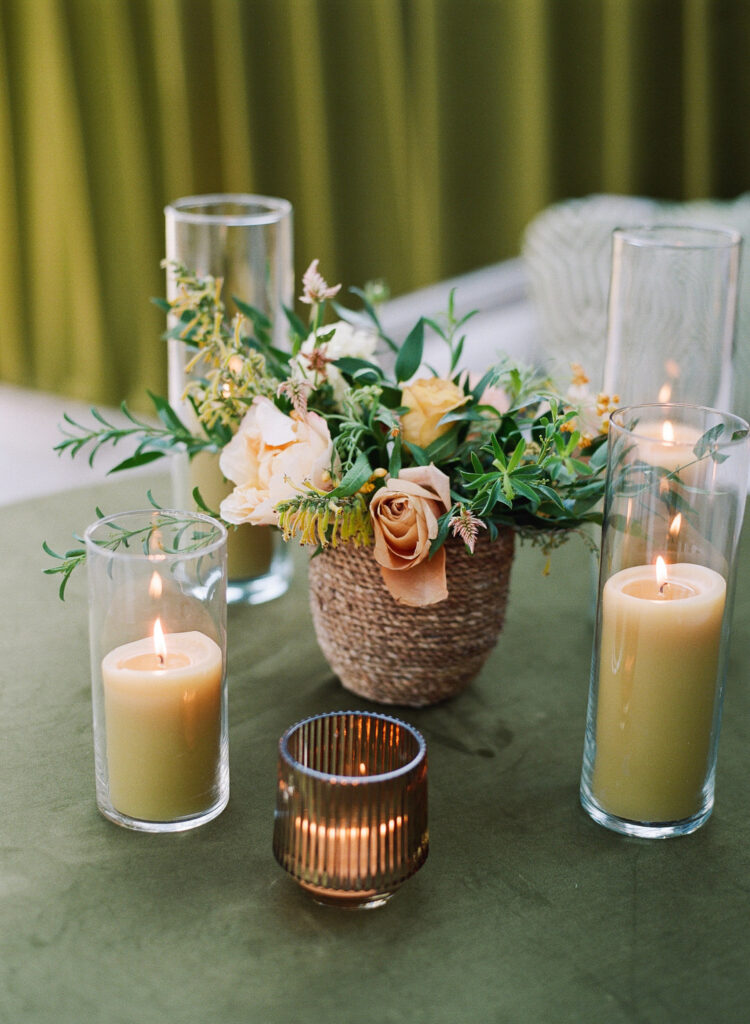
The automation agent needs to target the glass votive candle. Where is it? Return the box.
[580,404,750,838]
[85,509,228,832]
[273,711,429,908]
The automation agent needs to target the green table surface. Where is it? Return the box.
[3,473,750,1024]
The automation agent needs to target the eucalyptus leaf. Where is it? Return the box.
[107,451,165,473]
[430,511,454,555]
[327,451,373,498]
[388,436,402,479]
[423,425,460,462]
[335,357,384,382]
[148,391,189,434]
[693,423,725,460]
[404,442,429,466]
[283,305,309,341]
[232,296,272,330]
[394,318,425,383]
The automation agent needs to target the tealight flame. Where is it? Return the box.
[662,420,675,443]
[669,513,682,538]
[149,572,163,599]
[658,383,672,403]
[153,617,167,666]
[655,556,669,592]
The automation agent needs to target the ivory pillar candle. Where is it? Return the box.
[592,562,725,823]
[102,625,223,822]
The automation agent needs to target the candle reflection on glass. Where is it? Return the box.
[635,417,703,485]
[292,814,408,884]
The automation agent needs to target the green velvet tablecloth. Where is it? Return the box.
[3,475,750,1023]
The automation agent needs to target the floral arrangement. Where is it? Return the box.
[49,260,613,603]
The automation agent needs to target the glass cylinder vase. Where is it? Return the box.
[164,194,294,604]
[602,225,741,408]
[580,404,749,838]
[85,509,228,832]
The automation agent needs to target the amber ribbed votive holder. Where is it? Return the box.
[272,711,428,909]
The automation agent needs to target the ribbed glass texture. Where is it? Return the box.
[273,712,428,908]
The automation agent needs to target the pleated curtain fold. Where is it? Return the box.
[0,0,747,405]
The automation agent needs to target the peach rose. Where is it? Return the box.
[370,464,452,606]
[219,397,335,526]
[400,378,468,449]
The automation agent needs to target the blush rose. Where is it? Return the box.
[219,396,335,526]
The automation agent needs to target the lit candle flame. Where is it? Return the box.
[655,556,669,593]
[153,617,167,666]
[149,572,163,599]
[662,420,675,443]
[669,513,682,538]
[658,383,672,403]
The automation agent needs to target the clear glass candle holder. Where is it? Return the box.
[602,225,741,408]
[165,194,294,605]
[273,712,429,909]
[85,509,228,832]
[580,404,750,838]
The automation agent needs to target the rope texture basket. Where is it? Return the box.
[308,529,515,706]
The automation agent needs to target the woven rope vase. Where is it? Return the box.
[308,529,515,707]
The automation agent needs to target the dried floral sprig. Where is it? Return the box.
[300,259,341,305]
[449,504,487,553]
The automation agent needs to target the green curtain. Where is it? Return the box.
[1,0,748,407]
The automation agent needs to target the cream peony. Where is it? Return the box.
[297,321,379,405]
[369,464,452,606]
[219,397,335,526]
[400,378,468,449]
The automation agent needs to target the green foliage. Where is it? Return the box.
[46,259,622,593]
[43,496,216,599]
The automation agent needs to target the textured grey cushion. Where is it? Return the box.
[522,193,750,417]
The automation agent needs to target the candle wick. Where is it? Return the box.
[659,581,669,596]
[158,652,165,666]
